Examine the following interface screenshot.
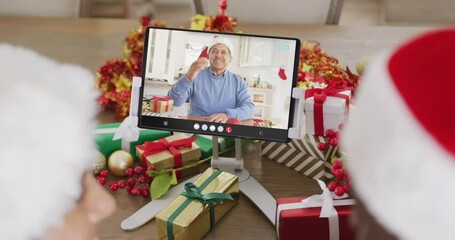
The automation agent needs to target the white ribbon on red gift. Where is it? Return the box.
[276,180,356,240]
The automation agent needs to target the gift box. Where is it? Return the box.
[276,180,355,240]
[261,134,339,182]
[156,168,239,240]
[304,85,351,136]
[194,135,235,159]
[151,96,174,113]
[136,133,202,178]
[94,122,171,159]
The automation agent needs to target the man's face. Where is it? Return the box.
[209,43,231,72]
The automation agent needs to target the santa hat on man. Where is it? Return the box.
[0,44,98,239]
[199,36,234,58]
[341,29,455,240]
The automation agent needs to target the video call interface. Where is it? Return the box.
[139,27,299,141]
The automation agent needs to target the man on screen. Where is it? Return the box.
[168,36,254,123]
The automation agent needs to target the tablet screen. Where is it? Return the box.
[138,27,300,142]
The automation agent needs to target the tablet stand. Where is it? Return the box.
[120,77,306,231]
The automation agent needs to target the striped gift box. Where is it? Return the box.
[261,135,339,182]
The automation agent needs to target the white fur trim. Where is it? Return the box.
[0,44,98,240]
[341,50,455,240]
[208,36,234,57]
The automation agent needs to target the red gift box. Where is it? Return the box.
[276,196,355,240]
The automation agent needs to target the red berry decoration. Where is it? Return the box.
[141,189,150,198]
[329,138,338,147]
[110,183,119,192]
[125,168,134,177]
[317,142,327,151]
[334,186,345,196]
[100,170,109,178]
[97,177,107,186]
[325,129,336,138]
[334,168,345,180]
[131,188,141,196]
[335,131,340,139]
[127,186,133,194]
[332,160,343,170]
[118,180,127,189]
[138,176,146,184]
[134,166,144,175]
[147,165,156,171]
[343,184,351,194]
[128,177,136,186]
[328,181,339,191]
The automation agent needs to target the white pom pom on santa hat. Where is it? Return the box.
[341,29,455,240]
[0,44,98,240]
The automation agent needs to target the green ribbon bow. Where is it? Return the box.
[166,170,234,240]
[181,182,234,229]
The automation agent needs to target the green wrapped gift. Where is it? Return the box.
[193,135,235,160]
[95,122,171,160]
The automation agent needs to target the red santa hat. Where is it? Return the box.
[341,29,455,240]
[208,35,234,57]
[0,44,98,239]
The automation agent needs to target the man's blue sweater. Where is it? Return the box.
[168,68,254,120]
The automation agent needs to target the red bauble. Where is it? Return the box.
[134,166,144,175]
[334,186,345,196]
[128,177,136,186]
[138,176,147,184]
[126,186,133,194]
[328,181,339,191]
[97,177,106,186]
[325,129,336,138]
[131,188,141,196]
[125,168,134,177]
[317,142,327,151]
[100,170,109,178]
[342,184,351,194]
[118,180,127,189]
[110,183,119,192]
[141,189,150,198]
[332,160,343,170]
[334,168,345,180]
[329,138,338,147]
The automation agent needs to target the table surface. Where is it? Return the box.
[0,16,437,240]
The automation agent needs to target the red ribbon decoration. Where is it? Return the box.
[153,96,171,112]
[305,78,350,136]
[137,136,197,178]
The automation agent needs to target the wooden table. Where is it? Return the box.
[0,16,436,240]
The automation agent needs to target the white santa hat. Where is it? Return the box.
[0,44,98,239]
[341,29,455,240]
[208,36,234,57]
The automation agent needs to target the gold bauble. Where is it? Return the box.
[92,151,107,175]
[108,150,134,177]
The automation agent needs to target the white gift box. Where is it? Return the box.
[304,90,351,136]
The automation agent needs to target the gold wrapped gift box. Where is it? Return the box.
[156,168,239,240]
[150,97,174,113]
[136,133,201,178]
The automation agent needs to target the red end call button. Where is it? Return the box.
[226,126,232,133]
